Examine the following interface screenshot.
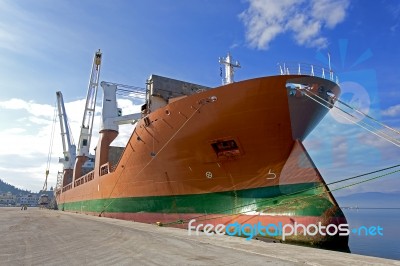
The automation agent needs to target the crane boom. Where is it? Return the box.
[73,49,102,180]
[77,49,102,157]
[56,91,76,170]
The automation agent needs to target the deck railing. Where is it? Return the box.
[73,170,95,188]
[277,63,339,84]
[62,183,72,192]
[61,162,116,191]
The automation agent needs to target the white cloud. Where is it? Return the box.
[0,96,142,191]
[239,0,350,49]
[28,116,53,125]
[0,98,54,119]
[229,42,240,49]
[311,0,349,28]
[0,164,50,191]
[382,104,400,117]
[1,128,26,134]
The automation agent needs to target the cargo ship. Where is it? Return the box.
[55,52,348,249]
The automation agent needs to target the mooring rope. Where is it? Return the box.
[300,88,400,147]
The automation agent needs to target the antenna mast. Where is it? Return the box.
[328,52,334,81]
[219,52,240,85]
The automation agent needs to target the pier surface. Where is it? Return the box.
[1,207,398,265]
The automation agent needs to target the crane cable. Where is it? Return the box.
[43,103,58,192]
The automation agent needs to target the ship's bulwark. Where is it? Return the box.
[57,75,348,249]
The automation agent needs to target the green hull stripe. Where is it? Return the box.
[60,182,337,217]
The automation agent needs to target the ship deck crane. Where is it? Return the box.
[56,91,76,187]
[93,81,143,172]
[73,49,102,180]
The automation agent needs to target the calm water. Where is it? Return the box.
[342,208,400,260]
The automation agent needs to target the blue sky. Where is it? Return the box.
[0,0,399,195]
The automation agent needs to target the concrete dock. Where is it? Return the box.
[0,208,398,265]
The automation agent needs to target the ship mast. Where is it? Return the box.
[219,52,240,85]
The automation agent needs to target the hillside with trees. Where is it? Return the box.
[0,179,32,195]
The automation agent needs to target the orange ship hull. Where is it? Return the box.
[57,75,348,248]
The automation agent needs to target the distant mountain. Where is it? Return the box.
[336,192,400,208]
[0,179,33,195]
